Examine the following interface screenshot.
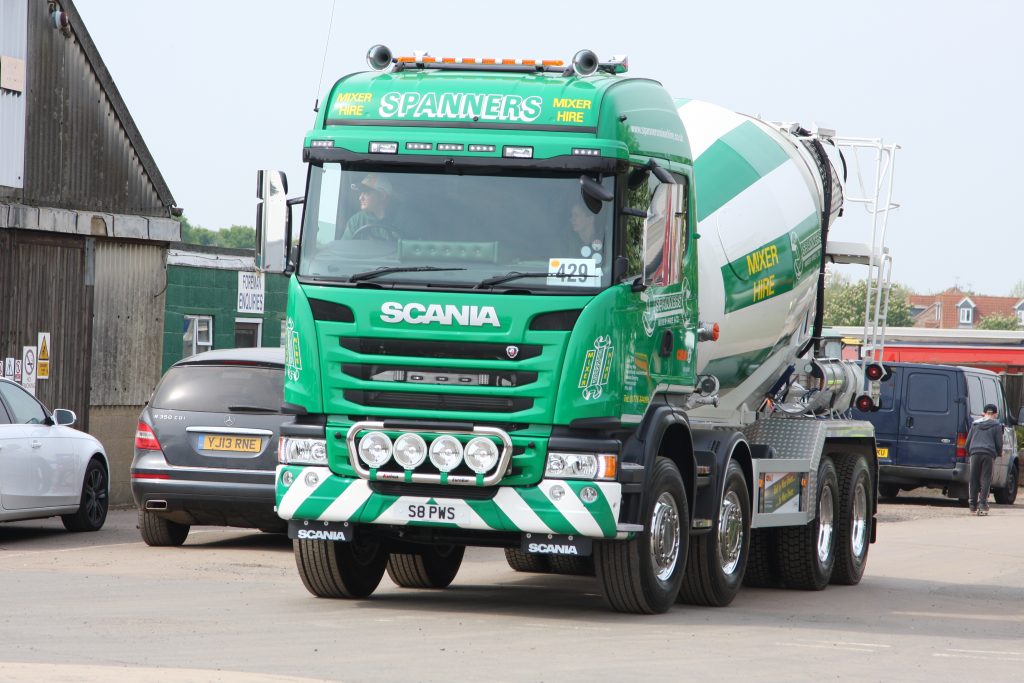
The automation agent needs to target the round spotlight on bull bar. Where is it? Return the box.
[572,49,599,77]
[428,435,464,473]
[358,431,393,468]
[855,394,875,412]
[463,437,500,474]
[393,433,428,470]
[366,44,393,71]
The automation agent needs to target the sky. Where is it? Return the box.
[73,0,1023,296]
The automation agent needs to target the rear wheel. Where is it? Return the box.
[61,460,109,532]
[294,536,388,598]
[831,455,873,585]
[779,457,838,590]
[994,461,1019,505]
[138,509,190,546]
[387,545,465,589]
[504,548,551,573]
[742,528,779,588]
[595,457,689,614]
[549,555,595,576]
[878,483,900,499]
[678,460,750,606]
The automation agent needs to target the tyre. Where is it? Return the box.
[294,535,388,598]
[878,483,900,499]
[138,509,190,546]
[778,457,838,591]
[678,460,751,606]
[387,545,465,588]
[504,548,551,573]
[994,461,1019,505]
[61,459,109,532]
[742,528,779,588]
[549,555,595,576]
[831,454,873,585]
[595,457,689,614]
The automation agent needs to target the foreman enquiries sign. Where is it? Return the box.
[238,271,265,314]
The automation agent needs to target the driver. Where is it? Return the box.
[569,203,604,260]
[341,174,397,240]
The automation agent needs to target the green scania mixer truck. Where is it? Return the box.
[256,46,896,614]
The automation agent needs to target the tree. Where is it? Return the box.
[1011,280,1024,298]
[823,272,912,327]
[977,313,1021,331]
[174,215,255,248]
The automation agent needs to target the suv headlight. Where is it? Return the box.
[545,452,617,481]
[278,436,327,465]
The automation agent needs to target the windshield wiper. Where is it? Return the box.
[475,271,599,288]
[349,266,467,283]
[227,405,278,413]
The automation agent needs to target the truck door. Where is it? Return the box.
[896,368,957,469]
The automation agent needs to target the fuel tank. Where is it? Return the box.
[676,99,844,412]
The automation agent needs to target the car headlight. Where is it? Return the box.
[545,452,617,481]
[278,436,327,465]
[463,436,499,474]
[393,433,428,469]
[358,431,393,468]
[428,435,463,472]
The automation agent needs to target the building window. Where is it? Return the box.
[183,315,213,358]
[1017,308,1024,326]
[959,307,973,325]
[235,318,263,348]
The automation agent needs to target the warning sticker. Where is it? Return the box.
[37,332,50,380]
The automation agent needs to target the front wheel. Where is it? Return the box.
[294,535,388,599]
[778,457,838,590]
[61,459,108,532]
[595,457,689,614]
[831,454,873,585]
[993,462,1019,505]
[387,545,465,589]
[678,459,750,606]
[878,483,900,499]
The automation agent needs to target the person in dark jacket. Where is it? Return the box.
[965,403,1003,515]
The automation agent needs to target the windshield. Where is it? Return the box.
[298,165,614,290]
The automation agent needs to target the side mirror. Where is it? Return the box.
[52,408,76,426]
[580,175,613,214]
[256,170,289,274]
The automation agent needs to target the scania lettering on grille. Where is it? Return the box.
[380,301,500,327]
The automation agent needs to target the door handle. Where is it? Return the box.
[31,440,42,449]
[659,330,673,357]
[905,417,914,428]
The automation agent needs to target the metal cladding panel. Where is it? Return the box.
[0,229,93,427]
[0,0,27,189]
[90,240,166,405]
[21,0,170,216]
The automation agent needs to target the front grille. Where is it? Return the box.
[370,482,498,500]
[345,390,532,413]
[340,337,541,361]
[342,364,537,388]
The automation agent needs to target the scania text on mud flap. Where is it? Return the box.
[259,46,899,613]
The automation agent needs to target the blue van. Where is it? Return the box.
[852,362,1019,505]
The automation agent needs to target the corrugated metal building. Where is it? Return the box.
[1,0,180,505]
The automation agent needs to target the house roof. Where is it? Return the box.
[909,287,1022,328]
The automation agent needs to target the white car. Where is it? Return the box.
[0,378,109,531]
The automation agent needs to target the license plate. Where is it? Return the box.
[402,502,463,523]
[201,434,261,453]
[877,447,889,459]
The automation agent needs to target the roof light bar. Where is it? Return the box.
[365,46,627,76]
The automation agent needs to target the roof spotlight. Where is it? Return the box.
[366,44,393,71]
[572,49,599,77]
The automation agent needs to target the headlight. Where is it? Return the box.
[278,437,327,465]
[463,436,499,474]
[428,435,463,472]
[545,452,617,481]
[393,433,428,469]
[358,431,393,468]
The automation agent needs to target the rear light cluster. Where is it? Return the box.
[135,422,161,451]
[955,432,968,459]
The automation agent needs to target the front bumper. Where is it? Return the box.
[276,465,625,539]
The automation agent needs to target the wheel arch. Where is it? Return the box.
[619,403,694,526]
[690,429,752,529]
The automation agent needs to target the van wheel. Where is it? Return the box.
[878,483,900,499]
[778,457,838,590]
[832,454,873,585]
[994,462,1018,505]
